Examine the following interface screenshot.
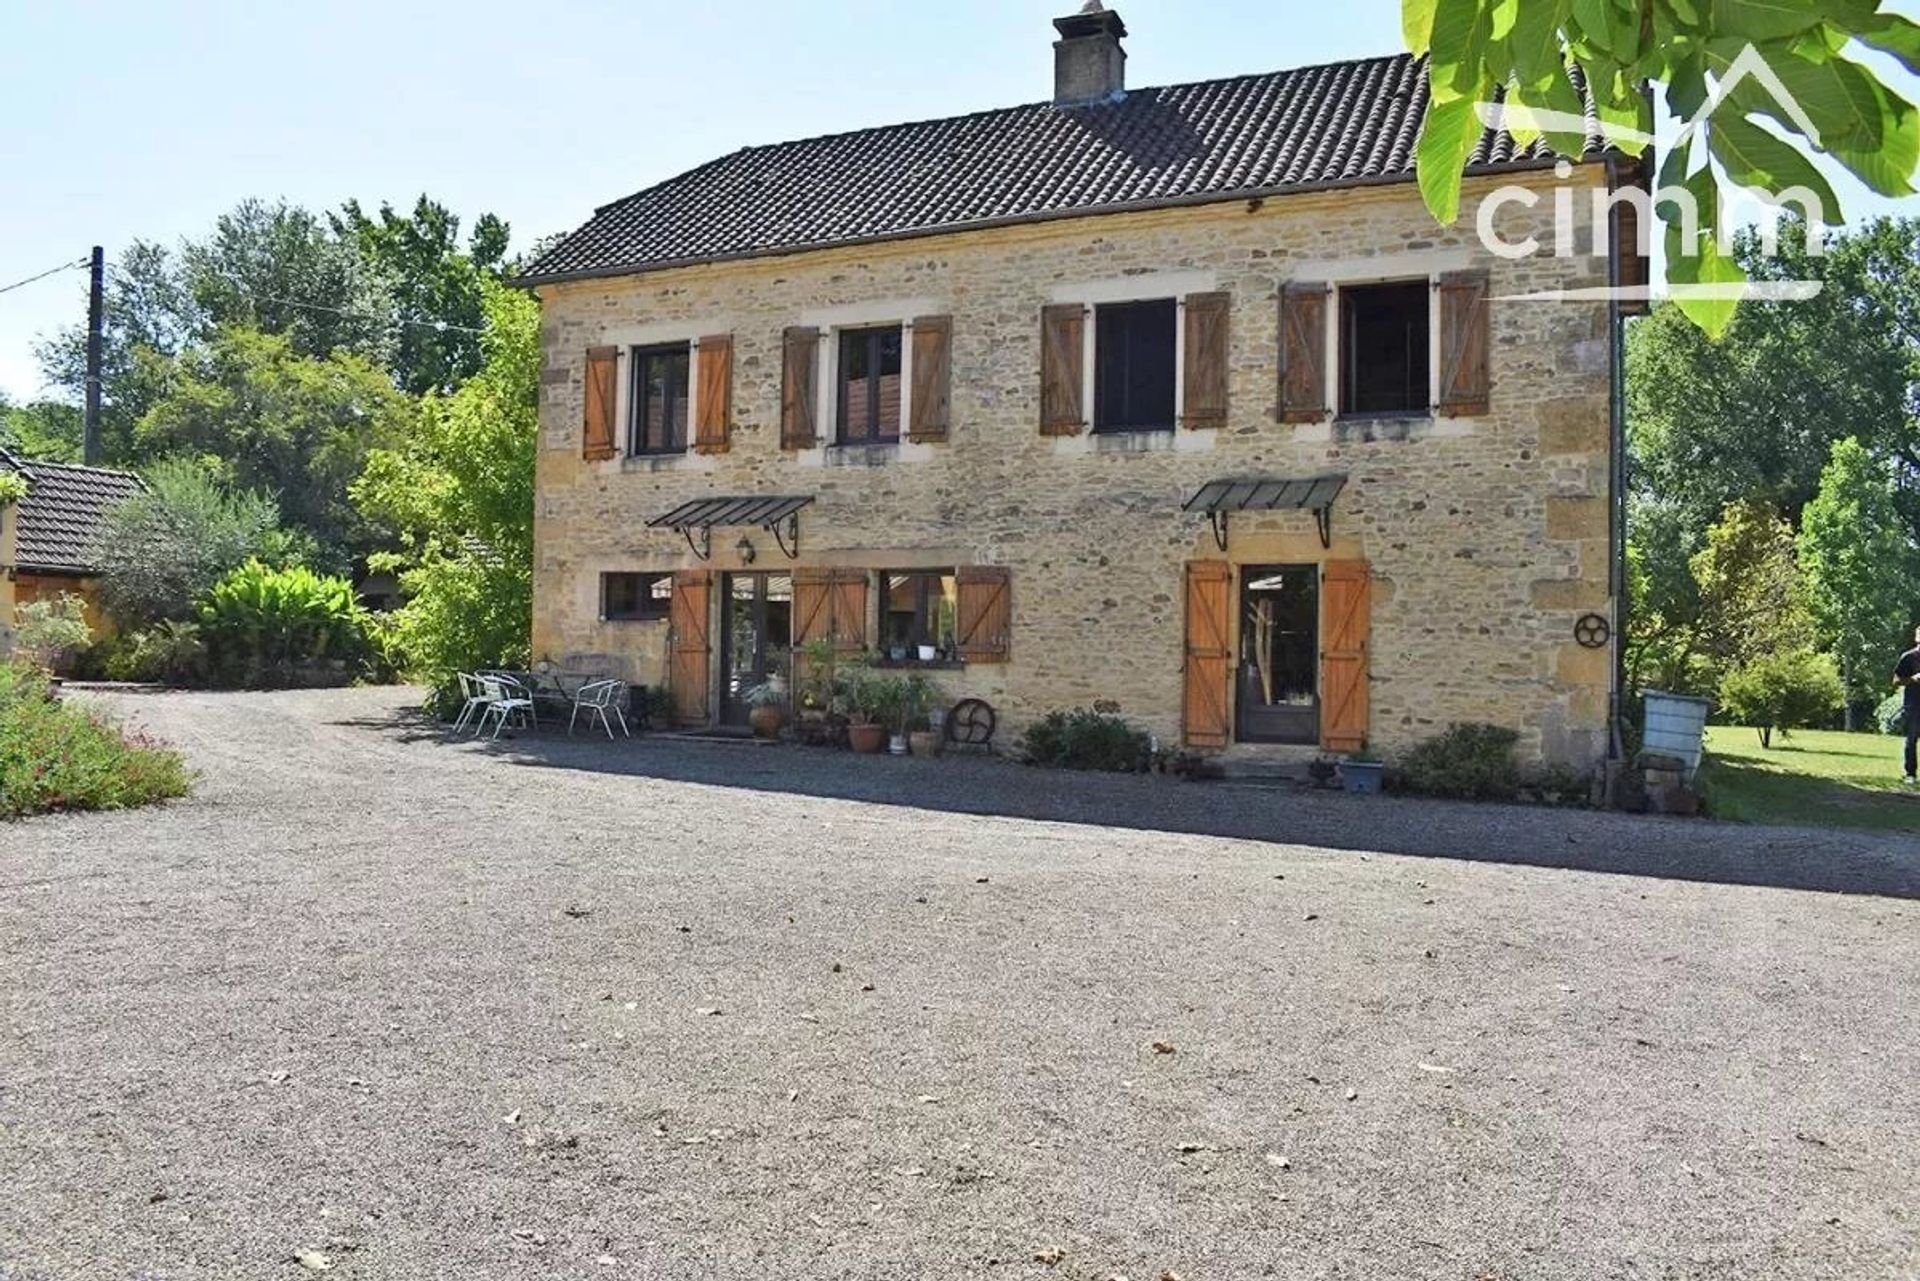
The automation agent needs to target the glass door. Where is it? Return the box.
[1236,565,1319,744]
[719,573,793,726]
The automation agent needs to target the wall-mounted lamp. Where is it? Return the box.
[736,536,756,565]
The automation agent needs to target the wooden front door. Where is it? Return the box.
[668,569,713,726]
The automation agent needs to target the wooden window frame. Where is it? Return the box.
[835,324,904,445]
[1337,280,1432,420]
[601,571,672,622]
[628,343,692,456]
[1092,297,1179,433]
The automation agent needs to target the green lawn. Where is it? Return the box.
[1697,724,1920,833]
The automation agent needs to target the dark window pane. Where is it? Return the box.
[1341,283,1430,416]
[630,345,689,453]
[837,326,903,443]
[878,570,957,656]
[1094,299,1177,432]
[604,572,671,621]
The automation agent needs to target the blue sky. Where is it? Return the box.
[1,0,1915,403]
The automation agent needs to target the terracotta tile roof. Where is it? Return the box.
[0,451,145,576]
[522,53,1600,283]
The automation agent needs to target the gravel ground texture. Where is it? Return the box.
[3,685,1918,1281]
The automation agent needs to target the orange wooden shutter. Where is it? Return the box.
[1182,561,1232,749]
[583,346,618,461]
[955,566,1011,663]
[1181,292,1230,430]
[781,327,819,450]
[908,315,952,442]
[829,569,869,655]
[1039,304,1086,436]
[1320,560,1372,752]
[694,334,733,453]
[1277,283,1329,423]
[1437,271,1490,417]
[668,569,713,725]
[790,568,832,697]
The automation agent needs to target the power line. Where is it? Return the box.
[108,264,489,336]
[0,255,89,298]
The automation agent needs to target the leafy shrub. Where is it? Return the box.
[1716,648,1846,748]
[1877,691,1910,736]
[1018,708,1151,772]
[94,458,284,626]
[196,560,373,688]
[0,665,190,817]
[12,593,93,675]
[1398,723,1522,800]
[102,621,208,685]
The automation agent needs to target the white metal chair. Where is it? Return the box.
[474,675,537,740]
[450,672,491,734]
[569,679,630,739]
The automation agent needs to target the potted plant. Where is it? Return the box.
[902,672,944,756]
[744,680,787,740]
[917,643,938,663]
[1338,746,1386,794]
[841,667,889,754]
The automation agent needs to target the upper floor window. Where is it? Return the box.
[630,343,691,454]
[1340,282,1430,418]
[1094,298,1177,432]
[837,326,903,444]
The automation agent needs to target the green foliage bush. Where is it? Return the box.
[1717,648,1847,748]
[101,621,208,685]
[1876,691,1909,737]
[1018,708,1151,772]
[94,459,283,626]
[196,561,373,688]
[1397,723,1522,801]
[0,665,190,817]
[12,593,93,675]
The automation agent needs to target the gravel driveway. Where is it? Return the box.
[3,686,1917,1281]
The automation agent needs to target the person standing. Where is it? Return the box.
[1896,625,1920,785]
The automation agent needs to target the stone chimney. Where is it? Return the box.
[1053,1,1127,107]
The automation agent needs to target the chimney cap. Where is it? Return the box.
[1054,2,1127,41]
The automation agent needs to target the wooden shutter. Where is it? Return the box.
[583,346,618,461]
[668,569,713,725]
[790,567,832,696]
[781,327,819,450]
[1437,270,1491,417]
[1277,283,1329,423]
[1039,304,1086,436]
[908,315,952,442]
[829,569,869,655]
[1320,560,1372,753]
[955,566,1011,663]
[1181,292,1230,430]
[1182,561,1232,749]
[694,334,732,454]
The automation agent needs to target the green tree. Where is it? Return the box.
[1404,0,1920,334]
[1689,497,1817,672]
[331,196,511,395]
[1797,437,1920,719]
[1718,648,1847,748]
[92,459,285,626]
[351,280,536,697]
[134,327,413,569]
[0,395,82,463]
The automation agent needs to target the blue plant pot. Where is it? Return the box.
[1339,760,1385,794]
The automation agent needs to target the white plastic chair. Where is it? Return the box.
[474,675,536,740]
[569,679,630,739]
[450,672,490,734]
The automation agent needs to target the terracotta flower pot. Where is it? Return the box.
[847,722,887,754]
[908,729,942,757]
[748,705,785,739]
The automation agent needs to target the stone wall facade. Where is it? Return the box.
[530,169,1619,767]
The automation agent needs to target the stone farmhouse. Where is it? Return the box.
[519,4,1642,767]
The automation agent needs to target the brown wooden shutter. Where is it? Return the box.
[1277,283,1329,423]
[908,315,952,442]
[1181,292,1230,430]
[829,569,869,655]
[668,569,713,725]
[1437,270,1491,417]
[790,568,832,699]
[955,566,1011,663]
[1039,304,1086,436]
[583,346,618,461]
[1182,561,1232,749]
[781,327,819,450]
[694,334,732,453]
[1320,560,1372,753]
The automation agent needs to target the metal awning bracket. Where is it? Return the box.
[766,511,801,560]
[1313,503,1332,550]
[1208,509,1230,552]
[680,523,712,561]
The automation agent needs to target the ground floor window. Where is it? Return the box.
[1237,565,1318,744]
[602,571,672,621]
[879,570,957,660]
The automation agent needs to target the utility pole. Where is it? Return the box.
[83,245,103,466]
